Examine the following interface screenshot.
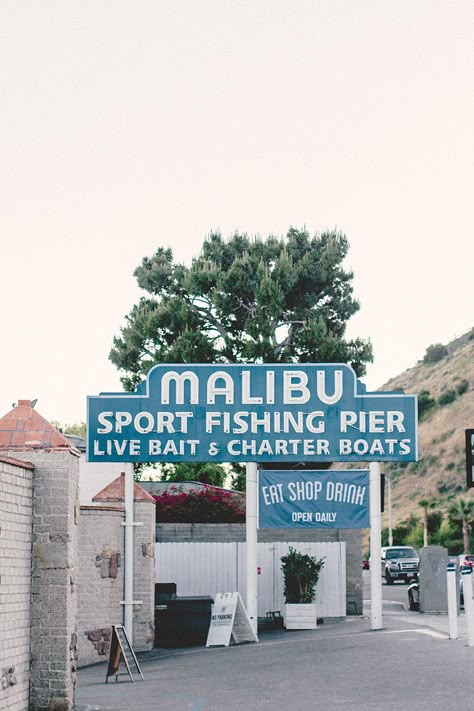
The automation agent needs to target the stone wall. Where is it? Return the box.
[156,523,363,614]
[77,506,125,668]
[132,501,156,650]
[0,455,34,711]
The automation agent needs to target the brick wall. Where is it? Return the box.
[77,506,125,668]
[0,456,34,711]
[1,448,80,711]
[77,497,156,667]
[156,523,363,614]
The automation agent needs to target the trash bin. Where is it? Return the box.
[155,582,177,601]
[155,596,214,647]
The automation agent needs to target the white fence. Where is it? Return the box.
[155,541,346,618]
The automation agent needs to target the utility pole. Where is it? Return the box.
[388,474,393,547]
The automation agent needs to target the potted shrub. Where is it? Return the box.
[280,547,325,629]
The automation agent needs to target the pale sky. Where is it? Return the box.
[1,1,472,426]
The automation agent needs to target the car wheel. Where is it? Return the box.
[385,570,394,585]
[408,590,419,611]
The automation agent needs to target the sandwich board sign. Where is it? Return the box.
[105,625,144,683]
[206,593,258,647]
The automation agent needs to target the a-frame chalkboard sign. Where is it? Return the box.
[105,625,144,683]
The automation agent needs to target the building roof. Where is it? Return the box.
[92,472,155,503]
[140,480,245,501]
[64,434,86,451]
[0,400,79,452]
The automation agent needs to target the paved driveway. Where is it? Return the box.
[77,610,474,711]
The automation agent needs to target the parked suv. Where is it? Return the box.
[381,546,419,584]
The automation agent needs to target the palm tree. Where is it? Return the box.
[448,498,474,553]
[418,497,438,547]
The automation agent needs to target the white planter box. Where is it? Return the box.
[285,603,317,630]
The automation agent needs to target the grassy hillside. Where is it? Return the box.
[379,329,474,529]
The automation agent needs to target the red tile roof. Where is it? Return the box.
[0,400,77,451]
[92,472,155,503]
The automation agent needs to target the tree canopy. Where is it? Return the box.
[110,228,373,390]
[52,421,86,438]
[160,462,227,487]
[448,498,474,554]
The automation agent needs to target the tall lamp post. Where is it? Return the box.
[387,474,393,547]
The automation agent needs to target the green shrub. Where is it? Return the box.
[423,343,448,363]
[391,523,411,543]
[438,389,456,406]
[153,486,245,523]
[432,430,455,445]
[280,547,325,603]
[405,525,423,549]
[433,521,463,553]
[456,379,469,395]
[418,390,436,420]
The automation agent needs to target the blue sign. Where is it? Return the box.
[259,470,370,528]
[87,363,418,463]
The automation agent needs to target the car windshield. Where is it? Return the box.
[386,548,417,559]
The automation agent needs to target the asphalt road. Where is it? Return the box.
[77,577,474,711]
[77,616,474,711]
[364,569,411,608]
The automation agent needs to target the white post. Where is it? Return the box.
[462,571,474,647]
[246,462,259,639]
[387,475,393,547]
[369,462,383,630]
[124,463,135,641]
[447,568,458,640]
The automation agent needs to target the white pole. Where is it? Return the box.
[387,475,393,547]
[124,464,135,642]
[369,462,383,630]
[246,462,259,639]
[447,568,458,640]
[462,571,474,647]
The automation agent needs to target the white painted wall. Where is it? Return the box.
[78,456,124,504]
[155,541,346,618]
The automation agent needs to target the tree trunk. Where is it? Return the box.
[463,520,470,554]
[423,510,429,547]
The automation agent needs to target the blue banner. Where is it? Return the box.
[258,469,370,528]
[87,363,418,463]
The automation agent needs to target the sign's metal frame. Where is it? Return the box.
[466,429,474,488]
